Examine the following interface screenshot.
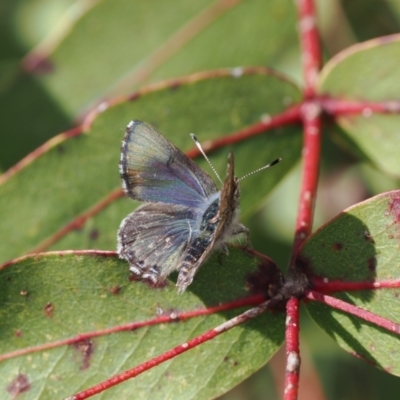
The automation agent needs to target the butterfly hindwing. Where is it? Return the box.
[118,203,199,283]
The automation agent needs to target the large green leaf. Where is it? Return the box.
[302,190,400,375]
[0,0,299,169]
[318,35,400,177]
[0,248,285,399]
[0,69,302,263]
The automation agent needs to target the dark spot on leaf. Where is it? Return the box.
[22,54,54,74]
[7,374,30,396]
[332,242,343,251]
[233,361,239,366]
[72,339,94,370]
[246,257,283,299]
[367,257,377,272]
[170,81,181,90]
[15,330,22,337]
[363,231,375,244]
[57,145,66,154]
[6,276,12,282]
[44,302,54,318]
[223,356,229,362]
[388,234,394,239]
[395,292,399,298]
[89,228,99,241]
[388,195,400,224]
[110,285,121,295]
[128,92,141,101]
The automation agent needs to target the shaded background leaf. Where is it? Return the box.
[0,0,300,170]
[318,35,400,177]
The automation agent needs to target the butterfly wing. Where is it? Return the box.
[118,202,199,283]
[120,120,218,208]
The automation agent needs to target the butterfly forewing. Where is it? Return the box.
[120,120,218,208]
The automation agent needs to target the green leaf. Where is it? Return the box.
[0,0,299,169]
[301,190,400,376]
[0,69,302,263]
[318,35,400,177]
[0,248,284,399]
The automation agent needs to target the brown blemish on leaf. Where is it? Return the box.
[72,339,94,370]
[364,231,375,244]
[89,228,99,241]
[57,145,66,154]
[110,285,122,295]
[22,54,54,74]
[367,257,377,272]
[128,92,141,101]
[388,195,400,224]
[170,81,181,91]
[15,330,22,337]
[44,302,54,318]
[246,258,283,298]
[332,242,343,251]
[7,373,30,397]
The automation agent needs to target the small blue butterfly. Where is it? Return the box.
[117,120,280,293]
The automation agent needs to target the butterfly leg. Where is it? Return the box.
[232,223,252,248]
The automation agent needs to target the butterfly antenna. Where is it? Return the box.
[238,158,282,182]
[190,134,223,185]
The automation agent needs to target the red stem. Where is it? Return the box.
[66,300,272,400]
[297,0,321,98]
[185,104,302,158]
[284,297,301,400]
[306,291,400,335]
[284,2,322,399]
[319,96,400,115]
[310,277,400,293]
[291,100,321,263]
[0,294,264,363]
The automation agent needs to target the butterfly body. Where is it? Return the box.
[117,120,247,293]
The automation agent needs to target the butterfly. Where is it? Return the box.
[117,120,280,294]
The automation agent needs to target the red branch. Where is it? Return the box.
[306,291,400,335]
[311,278,400,293]
[186,104,301,158]
[28,188,124,253]
[291,100,321,262]
[284,297,301,400]
[284,2,322,400]
[0,294,264,363]
[65,300,272,400]
[297,0,321,98]
[320,96,400,115]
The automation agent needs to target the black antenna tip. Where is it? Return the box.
[190,133,199,142]
[270,158,282,167]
